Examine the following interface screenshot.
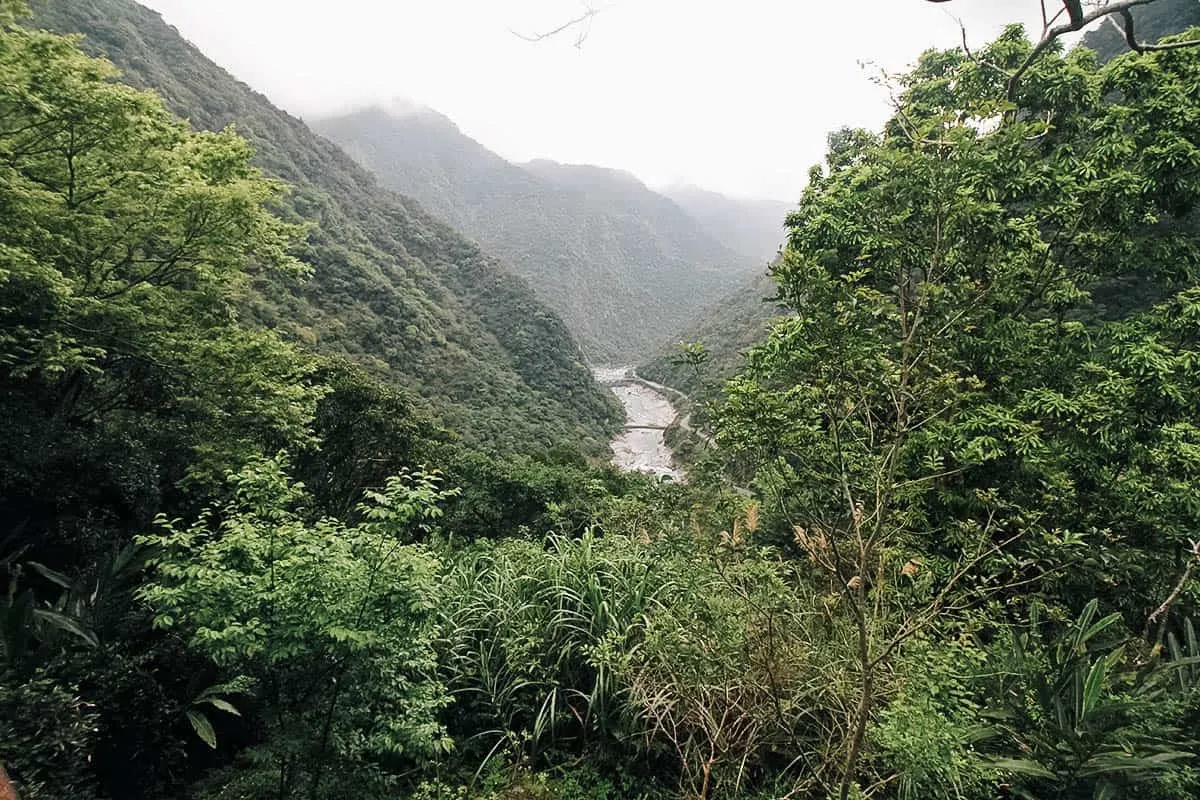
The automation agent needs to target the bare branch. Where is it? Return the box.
[510,3,607,48]
[1063,0,1085,27]
[1117,7,1200,52]
[1005,0,1161,97]
[950,13,1010,76]
[1145,539,1200,639]
[928,0,1200,98]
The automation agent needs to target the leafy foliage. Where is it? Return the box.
[714,18,1200,799]
[6,5,1200,800]
[983,601,1200,800]
[0,4,323,571]
[139,456,455,798]
[0,6,616,797]
[721,23,1200,612]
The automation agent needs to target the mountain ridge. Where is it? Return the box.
[313,105,761,363]
[29,0,621,455]
[659,183,791,262]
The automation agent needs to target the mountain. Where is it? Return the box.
[639,271,789,398]
[659,184,792,262]
[29,0,621,456]
[313,107,757,364]
[1080,0,1200,61]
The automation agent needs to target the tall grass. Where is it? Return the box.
[434,526,845,798]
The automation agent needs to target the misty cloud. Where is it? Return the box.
[141,0,1060,200]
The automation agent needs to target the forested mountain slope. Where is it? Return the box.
[636,184,794,396]
[28,0,619,455]
[639,271,786,398]
[314,107,756,363]
[659,183,791,262]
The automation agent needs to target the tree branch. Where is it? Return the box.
[1005,0,1160,98]
[1117,8,1200,52]
[929,0,1200,98]
[511,4,607,48]
[1145,539,1200,640]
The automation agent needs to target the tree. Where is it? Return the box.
[0,8,324,563]
[0,14,329,797]
[139,456,457,799]
[717,26,1200,798]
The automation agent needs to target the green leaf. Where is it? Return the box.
[987,757,1057,779]
[199,697,241,717]
[27,561,72,589]
[31,608,97,648]
[187,710,217,749]
[1082,650,1113,717]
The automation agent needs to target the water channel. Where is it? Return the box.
[593,367,683,481]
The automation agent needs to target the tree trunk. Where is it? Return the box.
[0,764,19,800]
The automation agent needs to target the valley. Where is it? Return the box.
[594,367,683,480]
[4,2,1200,800]
[312,107,778,363]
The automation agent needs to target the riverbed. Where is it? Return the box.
[594,367,683,481]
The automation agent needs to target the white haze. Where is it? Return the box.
[138,1,1070,201]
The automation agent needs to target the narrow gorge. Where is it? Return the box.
[594,367,683,480]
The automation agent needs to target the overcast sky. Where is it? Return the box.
[138,1,1056,201]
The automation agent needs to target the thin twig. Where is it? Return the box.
[1146,540,1200,636]
[510,4,606,48]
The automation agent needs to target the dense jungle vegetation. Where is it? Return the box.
[3,1,1200,799]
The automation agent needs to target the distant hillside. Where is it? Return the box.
[29,0,621,455]
[659,184,792,262]
[1080,0,1200,61]
[314,107,757,364]
[639,271,788,398]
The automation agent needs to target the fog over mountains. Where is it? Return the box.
[29,0,622,454]
[314,105,785,363]
[658,184,791,264]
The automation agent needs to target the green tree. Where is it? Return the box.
[0,14,329,796]
[0,8,324,564]
[139,456,457,799]
[718,26,1200,797]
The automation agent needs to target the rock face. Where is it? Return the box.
[594,369,683,480]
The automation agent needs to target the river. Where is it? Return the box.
[594,367,684,481]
